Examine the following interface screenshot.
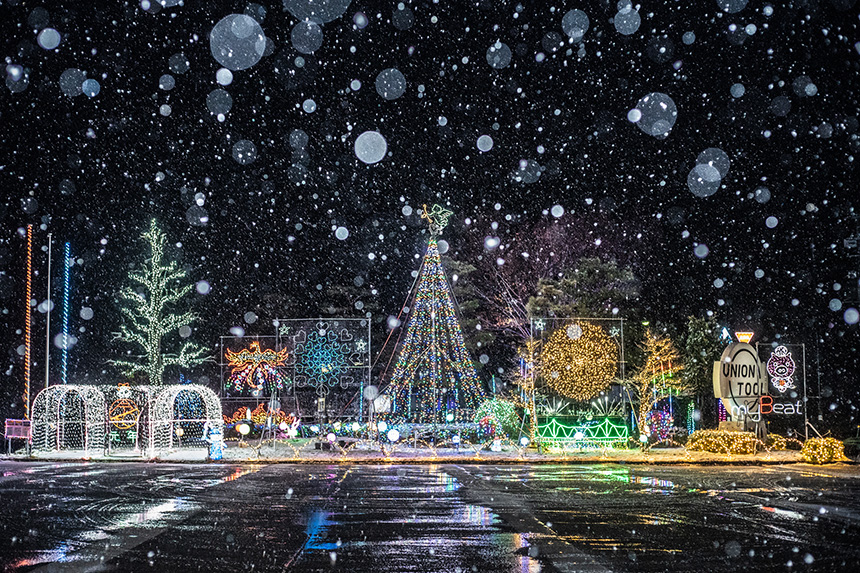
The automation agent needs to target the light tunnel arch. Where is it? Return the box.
[31,385,106,455]
[150,384,223,453]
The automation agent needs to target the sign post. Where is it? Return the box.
[713,342,768,439]
[758,343,810,439]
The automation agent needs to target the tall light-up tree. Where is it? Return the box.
[110,220,209,386]
[627,329,686,441]
[385,204,486,422]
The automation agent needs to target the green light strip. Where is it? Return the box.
[536,417,629,443]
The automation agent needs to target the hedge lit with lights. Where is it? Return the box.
[800,437,849,464]
[686,429,759,454]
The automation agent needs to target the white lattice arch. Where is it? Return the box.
[149,384,222,455]
[31,385,106,455]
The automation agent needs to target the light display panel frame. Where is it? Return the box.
[536,417,629,445]
[225,341,288,393]
[219,318,371,421]
[756,341,811,437]
[758,343,806,397]
[532,317,625,399]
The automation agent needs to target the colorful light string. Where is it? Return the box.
[61,242,71,385]
[386,236,486,422]
[23,225,32,418]
[686,400,696,434]
[223,403,293,426]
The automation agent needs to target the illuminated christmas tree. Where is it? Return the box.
[110,220,209,386]
[386,205,486,422]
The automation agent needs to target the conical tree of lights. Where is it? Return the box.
[386,205,486,422]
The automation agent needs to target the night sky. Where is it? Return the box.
[1,0,859,426]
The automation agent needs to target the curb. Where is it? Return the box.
[1,455,855,466]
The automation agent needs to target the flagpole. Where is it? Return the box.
[44,232,52,390]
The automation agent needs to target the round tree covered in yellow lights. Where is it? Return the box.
[539,322,617,401]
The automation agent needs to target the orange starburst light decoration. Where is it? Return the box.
[225,341,289,391]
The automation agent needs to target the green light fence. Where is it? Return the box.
[537,417,629,446]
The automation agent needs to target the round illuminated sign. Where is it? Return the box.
[718,343,766,419]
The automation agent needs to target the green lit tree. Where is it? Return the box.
[110,220,209,386]
[526,257,640,319]
[385,205,486,422]
[682,316,728,428]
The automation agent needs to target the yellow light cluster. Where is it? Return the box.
[800,437,849,464]
[540,322,616,401]
[766,434,787,451]
[686,429,759,455]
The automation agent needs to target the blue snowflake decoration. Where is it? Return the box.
[295,329,349,388]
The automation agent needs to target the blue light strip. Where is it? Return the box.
[61,242,71,385]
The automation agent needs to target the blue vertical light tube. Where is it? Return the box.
[61,242,71,385]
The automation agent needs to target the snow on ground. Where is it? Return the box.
[4,441,850,466]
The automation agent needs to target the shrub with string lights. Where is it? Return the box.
[474,398,520,438]
[645,408,674,442]
[800,437,849,464]
[686,429,759,454]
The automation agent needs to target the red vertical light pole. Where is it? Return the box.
[24,225,33,419]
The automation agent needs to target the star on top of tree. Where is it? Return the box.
[421,203,453,236]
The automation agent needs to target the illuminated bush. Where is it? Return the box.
[686,429,759,454]
[474,398,520,438]
[800,437,849,464]
[765,434,787,451]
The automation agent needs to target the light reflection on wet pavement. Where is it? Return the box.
[0,462,858,572]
